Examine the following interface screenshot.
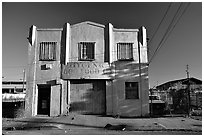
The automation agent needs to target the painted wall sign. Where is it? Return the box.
[62,62,111,79]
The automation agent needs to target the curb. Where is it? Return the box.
[3,120,202,133]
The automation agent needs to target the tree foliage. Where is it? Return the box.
[169,88,188,114]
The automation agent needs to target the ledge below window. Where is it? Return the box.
[78,59,95,61]
[118,58,134,61]
[39,59,56,61]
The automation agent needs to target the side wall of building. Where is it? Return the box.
[25,27,67,117]
[25,26,37,117]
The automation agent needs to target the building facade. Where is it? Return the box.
[2,80,26,94]
[25,21,149,117]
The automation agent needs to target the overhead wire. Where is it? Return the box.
[157,2,191,54]
[149,3,190,64]
[148,3,172,46]
[149,3,183,63]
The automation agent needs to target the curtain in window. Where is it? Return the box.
[39,42,56,60]
[117,43,133,60]
[79,42,95,60]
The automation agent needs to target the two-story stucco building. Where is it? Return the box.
[25,21,149,117]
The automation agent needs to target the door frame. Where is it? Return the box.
[37,84,51,116]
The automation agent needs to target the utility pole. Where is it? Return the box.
[22,69,26,107]
[149,88,152,117]
[138,32,143,117]
[22,69,25,93]
[186,65,190,116]
[149,87,155,117]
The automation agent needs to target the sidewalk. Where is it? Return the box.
[2,114,202,132]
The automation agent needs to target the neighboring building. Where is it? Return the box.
[156,77,202,112]
[2,80,26,118]
[149,89,166,115]
[25,21,149,117]
[2,80,26,94]
[150,88,173,107]
[149,94,165,115]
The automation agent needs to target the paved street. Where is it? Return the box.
[3,129,201,135]
[2,114,202,135]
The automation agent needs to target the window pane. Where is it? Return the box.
[79,42,95,60]
[49,43,52,60]
[117,43,133,60]
[125,82,139,99]
[131,82,137,87]
[39,42,56,61]
[45,43,49,59]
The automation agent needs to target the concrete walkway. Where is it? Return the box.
[2,114,202,132]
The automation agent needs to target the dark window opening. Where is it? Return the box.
[39,42,56,61]
[2,89,10,93]
[125,82,139,99]
[117,43,133,60]
[79,42,95,61]
[15,89,24,93]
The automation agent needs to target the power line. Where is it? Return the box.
[156,2,191,52]
[149,3,183,63]
[149,3,190,64]
[148,3,172,46]
[149,3,191,64]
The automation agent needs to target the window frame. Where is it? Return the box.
[117,42,134,61]
[125,82,139,99]
[78,42,95,61]
[39,42,57,61]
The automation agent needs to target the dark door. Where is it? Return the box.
[70,80,106,115]
[37,85,51,116]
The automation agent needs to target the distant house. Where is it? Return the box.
[156,77,202,112]
[2,80,26,118]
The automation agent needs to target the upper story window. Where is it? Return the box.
[79,42,95,61]
[117,43,133,61]
[39,42,56,61]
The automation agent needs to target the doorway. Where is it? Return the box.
[37,85,51,116]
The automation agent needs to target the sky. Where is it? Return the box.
[2,2,202,88]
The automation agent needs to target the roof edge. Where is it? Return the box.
[37,28,63,31]
[156,77,202,89]
[71,21,105,28]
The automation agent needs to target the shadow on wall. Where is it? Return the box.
[69,80,106,115]
[103,61,148,79]
[103,61,149,117]
[69,61,149,117]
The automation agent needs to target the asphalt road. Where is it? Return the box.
[2,115,202,135]
[2,127,202,135]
